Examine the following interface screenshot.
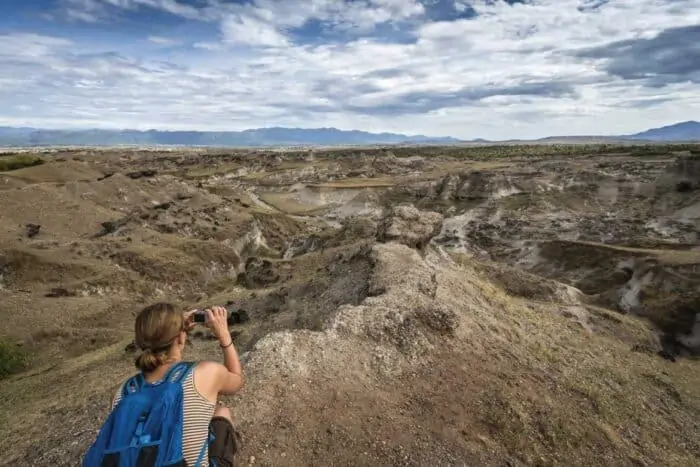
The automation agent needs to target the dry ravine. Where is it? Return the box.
[0,144,699,466]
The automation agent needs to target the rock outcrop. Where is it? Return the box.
[283,235,324,259]
[238,257,281,288]
[377,204,443,249]
[229,219,682,466]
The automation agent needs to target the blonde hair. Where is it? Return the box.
[134,302,184,372]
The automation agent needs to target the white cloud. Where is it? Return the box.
[66,9,102,22]
[0,33,73,59]
[147,35,180,45]
[453,2,469,13]
[62,0,112,22]
[135,0,202,19]
[60,0,426,30]
[61,0,203,21]
[4,1,700,139]
[220,14,290,47]
[192,41,224,51]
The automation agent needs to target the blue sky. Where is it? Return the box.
[0,0,699,139]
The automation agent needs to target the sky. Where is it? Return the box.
[0,0,699,140]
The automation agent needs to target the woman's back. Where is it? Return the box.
[89,303,244,467]
[112,363,216,464]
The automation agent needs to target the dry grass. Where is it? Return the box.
[257,192,326,214]
[553,239,700,266]
[457,266,700,464]
[183,162,243,178]
[1,160,102,182]
[238,170,271,181]
[311,177,397,188]
[465,161,514,170]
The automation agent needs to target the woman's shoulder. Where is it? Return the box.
[190,360,222,377]
[189,360,221,403]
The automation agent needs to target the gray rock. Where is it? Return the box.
[378,204,443,249]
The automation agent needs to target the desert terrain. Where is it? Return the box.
[0,143,699,466]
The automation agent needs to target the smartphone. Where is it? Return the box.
[192,310,207,323]
[191,305,244,325]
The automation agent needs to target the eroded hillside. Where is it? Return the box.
[0,144,699,466]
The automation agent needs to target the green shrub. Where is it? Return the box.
[0,155,45,172]
[0,338,27,379]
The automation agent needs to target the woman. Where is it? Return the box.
[111,303,244,466]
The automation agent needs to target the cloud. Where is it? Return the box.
[135,0,202,19]
[192,41,224,51]
[342,81,577,115]
[3,1,700,139]
[61,0,105,22]
[60,0,204,22]
[0,33,73,61]
[232,0,426,31]
[59,0,424,23]
[147,35,181,45]
[220,14,290,47]
[575,25,700,87]
[577,0,611,13]
[453,2,470,13]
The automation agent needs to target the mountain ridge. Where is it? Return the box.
[0,120,698,147]
[627,120,700,141]
[0,126,459,147]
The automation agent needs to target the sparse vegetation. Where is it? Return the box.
[0,154,44,171]
[0,338,27,379]
[1,145,700,465]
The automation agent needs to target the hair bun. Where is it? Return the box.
[133,302,181,372]
[135,347,169,372]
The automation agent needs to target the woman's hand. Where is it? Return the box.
[205,306,230,343]
[182,309,198,332]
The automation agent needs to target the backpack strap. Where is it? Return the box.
[166,361,195,384]
[122,373,144,397]
[193,430,214,467]
[121,361,193,397]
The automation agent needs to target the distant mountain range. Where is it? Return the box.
[0,126,459,147]
[532,121,700,143]
[625,120,700,142]
[0,121,697,147]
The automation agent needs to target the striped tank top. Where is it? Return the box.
[111,363,216,464]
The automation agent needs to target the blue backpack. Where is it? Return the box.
[83,361,210,467]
